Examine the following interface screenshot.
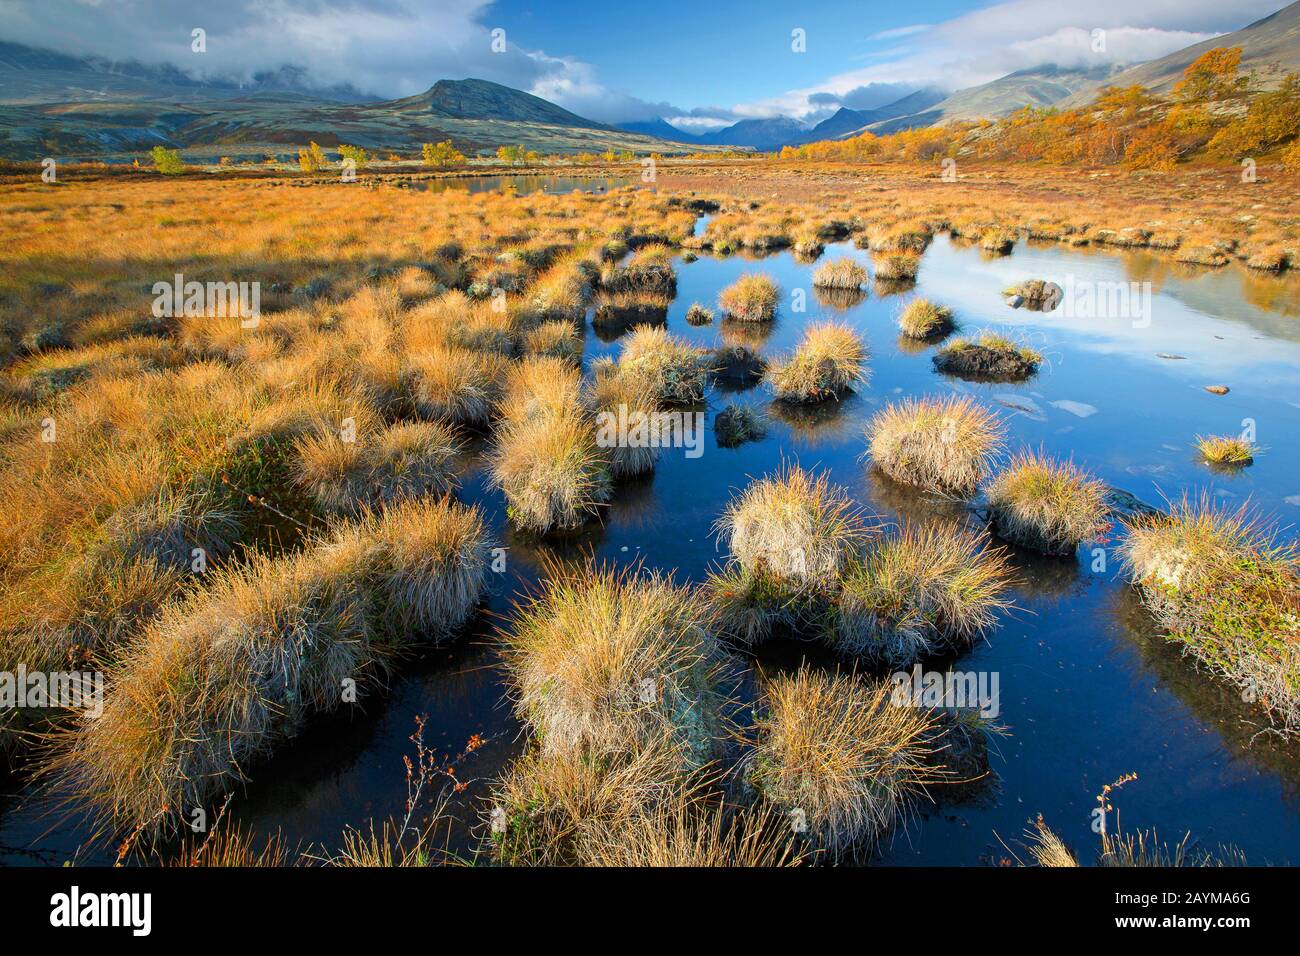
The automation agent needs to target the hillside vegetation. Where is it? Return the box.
[781,48,1300,172]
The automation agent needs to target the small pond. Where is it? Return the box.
[4,231,1300,866]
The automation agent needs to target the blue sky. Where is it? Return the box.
[0,0,1288,128]
[488,0,977,111]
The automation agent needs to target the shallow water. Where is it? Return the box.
[408,174,635,196]
[4,233,1300,866]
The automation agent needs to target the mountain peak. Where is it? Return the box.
[392,77,610,129]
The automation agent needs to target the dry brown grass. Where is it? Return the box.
[765,321,868,403]
[618,324,711,405]
[718,273,779,322]
[500,561,727,762]
[985,451,1111,556]
[748,668,936,859]
[54,497,489,836]
[812,257,868,290]
[716,462,875,587]
[1121,497,1300,735]
[898,299,955,340]
[831,523,1014,665]
[864,395,1005,497]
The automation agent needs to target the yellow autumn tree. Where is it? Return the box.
[1175,47,1248,102]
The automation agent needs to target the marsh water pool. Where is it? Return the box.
[3,229,1300,866]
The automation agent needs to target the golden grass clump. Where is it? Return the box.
[873,251,921,281]
[1120,498,1300,735]
[685,302,714,325]
[1195,434,1257,467]
[702,563,808,647]
[580,792,800,867]
[748,668,935,859]
[830,524,1013,664]
[898,298,955,340]
[766,320,868,404]
[718,273,779,322]
[985,452,1111,556]
[618,324,711,404]
[589,357,662,478]
[490,735,695,866]
[716,463,872,586]
[522,319,582,362]
[1022,818,1080,867]
[58,497,490,835]
[500,562,727,763]
[489,411,611,533]
[489,358,611,533]
[812,257,868,290]
[602,243,677,293]
[863,221,931,253]
[292,420,461,516]
[404,345,506,428]
[979,228,1015,254]
[864,395,1004,497]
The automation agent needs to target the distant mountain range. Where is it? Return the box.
[0,46,710,159]
[1058,1,1300,107]
[617,115,809,150]
[4,3,1299,161]
[857,65,1123,136]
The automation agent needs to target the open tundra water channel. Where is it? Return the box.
[3,226,1300,865]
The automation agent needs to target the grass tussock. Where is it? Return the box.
[489,412,611,533]
[933,331,1041,382]
[716,463,874,586]
[898,299,955,340]
[812,258,868,290]
[589,358,662,478]
[292,420,461,516]
[581,792,801,867]
[1120,497,1300,736]
[1196,434,1257,467]
[864,395,1005,497]
[702,564,808,646]
[405,345,506,428]
[748,668,935,859]
[765,321,868,404]
[718,273,779,322]
[489,357,611,532]
[830,524,1014,665]
[618,324,711,405]
[500,561,727,763]
[57,497,490,836]
[714,403,767,449]
[985,451,1111,556]
[872,252,921,281]
[522,320,582,362]
[685,302,714,326]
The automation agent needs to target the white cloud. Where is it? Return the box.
[728,0,1283,120]
[0,0,1286,127]
[871,24,932,40]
